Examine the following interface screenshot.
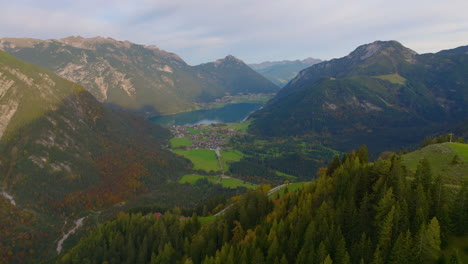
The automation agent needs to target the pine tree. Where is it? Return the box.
[327,155,342,176]
[356,145,369,164]
[376,205,396,260]
[334,237,351,264]
[423,217,441,263]
[414,158,432,191]
[322,254,333,264]
[370,247,384,264]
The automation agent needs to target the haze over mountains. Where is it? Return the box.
[250,40,468,153]
[249,58,322,87]
[0,36,279,115]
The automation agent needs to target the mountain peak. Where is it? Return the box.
[211,55,245,68]
[347,40,417,62]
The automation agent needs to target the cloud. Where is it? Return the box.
[0,0,467,64]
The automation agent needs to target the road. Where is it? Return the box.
[56,217,87,254]
[215,183,290,216]
[1,189,16,206]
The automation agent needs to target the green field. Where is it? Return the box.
[179,174,216,184]
[226,120,251,132]
[448,142,468,161]
[375,73,407,85]
[170,137,192,148]
[401,142,468,186]
[173,149,220,171]
[220,150,244,172]
[198,215,217,225]
[187,127,202,134]
[218,177,257,189]
[277,182,307,196]
[179,174,256,189]
[274,170,298,179]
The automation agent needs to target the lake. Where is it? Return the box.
[149,102,262,126]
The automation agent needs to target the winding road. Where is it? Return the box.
[56,217,87,254]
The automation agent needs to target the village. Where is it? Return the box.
[169,123,241,150]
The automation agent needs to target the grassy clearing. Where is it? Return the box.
[170,137,192,148]
[375,73,407,85]
[447,142,468,161]
[276,182,307,197]
[226,120,251,133]
[219,177,256,189]
[173,149,220,171]
[198,215,217,225]
[275,170,298,179]
[179,174,216,184]
[221,150,244,171]
[401,143,468,186]
[179,174,255,189]
[187,127,202,135]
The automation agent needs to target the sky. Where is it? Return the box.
[1,0,467,65]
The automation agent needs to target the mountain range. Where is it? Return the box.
[249,57,322,87]
[1,36,467,263]
[0,36,279,115]
[250,41,468,153]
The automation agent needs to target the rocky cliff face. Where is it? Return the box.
[0,37,279,115]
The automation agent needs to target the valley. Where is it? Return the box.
[0,36,467,264]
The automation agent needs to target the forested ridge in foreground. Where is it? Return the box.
[59,147,468,264]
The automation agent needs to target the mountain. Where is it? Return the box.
[59,149,468,263]
[437,45,468,55]
[195,55,279,95]
[249,57,322,87]
[0,50,194,262]
[0,37,279,115]
[249,41,468,153]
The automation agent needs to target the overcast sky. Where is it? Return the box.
[1,0,467,65]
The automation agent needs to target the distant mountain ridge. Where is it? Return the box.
[437,45,468,55]
[248,57,322,87]
[248,57,321,70]
[0,36,279,115]
[250,41,468,153]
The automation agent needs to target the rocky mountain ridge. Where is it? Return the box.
[0,37,279,115]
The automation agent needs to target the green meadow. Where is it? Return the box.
[170,137,192,148]
[401,142,468,186]
[173,149,220,171]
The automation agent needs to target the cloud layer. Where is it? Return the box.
[1,0,467,64]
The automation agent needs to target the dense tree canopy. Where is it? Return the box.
[60,150,467,264]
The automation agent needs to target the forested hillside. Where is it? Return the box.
[0,50,192,263]
[250,41,468,153]
[59,148,467,263]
